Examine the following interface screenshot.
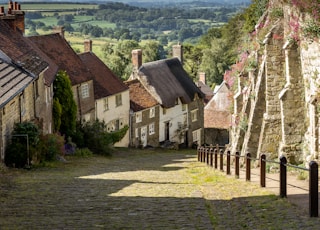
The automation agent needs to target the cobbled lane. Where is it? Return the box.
[1,149,320,229]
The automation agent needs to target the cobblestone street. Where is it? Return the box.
[1,149,320,229]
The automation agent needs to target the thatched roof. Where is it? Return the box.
[137,58,203,108]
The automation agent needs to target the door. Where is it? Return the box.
[165,122,170,141]
[141,126,147,147]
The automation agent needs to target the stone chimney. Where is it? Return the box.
[0,1,25,34]
[199,72,206,84]
[132,49,142,71]
[84,39,92,52]
[53,26,65,38]
[172,43,183,65]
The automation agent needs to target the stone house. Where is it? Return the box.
[0,7,57,162]
[79,41,130,147]
[125,78,160,148]
[130,48,204,148]
[229,0,320,164]
[204,81,231,146]
[29,31,96,123]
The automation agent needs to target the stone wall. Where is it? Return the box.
[230,0,320,164]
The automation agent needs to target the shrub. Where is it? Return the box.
[39,133,65,162]
[4,122,40,168]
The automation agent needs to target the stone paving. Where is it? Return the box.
[0,149,320,229]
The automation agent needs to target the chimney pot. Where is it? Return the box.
[53,26,65,39]
[172,43,183,65]
[84,39,92,52]
[132,49,142,70]
[199,72,206,84]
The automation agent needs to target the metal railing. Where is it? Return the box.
[197,145,319,217]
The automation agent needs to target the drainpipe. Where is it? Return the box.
[76,85,82,123]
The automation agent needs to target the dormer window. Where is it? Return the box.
[149,107,155,118]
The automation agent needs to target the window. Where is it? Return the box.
[182,104,187,111]
[192,130,199,142]
[149,107,155,118]
[163,108,166,115]
[116,94,122,107]
[149,123,155,135]
[104,98,109,111]
[175,98,179,105]
[135,128,139,138]
[191,109,198,122]
[136,112,142,123]
[81,83,89,98]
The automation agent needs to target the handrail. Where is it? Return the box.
[196,146,319,217]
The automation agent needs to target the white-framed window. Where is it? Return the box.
[116,94,122,107]
[163,108,166,115]
[191,109,198,122]
[104,98,109,111]
[136,112,142,123]
[182,104,187,111]
[149,107,155,118]
[81,83,89,98]
[192,130,199,142]
[175,98,179,105]
[135,128,139,138]
[149,123,155,135]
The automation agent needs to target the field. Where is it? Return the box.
[0,3,98,11]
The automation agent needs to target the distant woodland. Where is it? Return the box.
[21,0,266,87]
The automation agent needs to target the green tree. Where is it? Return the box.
[102,40,139,80]
[53,70,77,137]
[141,41,165,63]
[199,39,231,86]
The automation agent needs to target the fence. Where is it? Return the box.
[197,145,319,217]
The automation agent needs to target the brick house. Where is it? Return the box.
[29,31,96,123]
[125,78,160,148]
[79,41,130,147]
[130,48,204,148]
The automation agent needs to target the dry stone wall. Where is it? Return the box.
[230,0,320,164]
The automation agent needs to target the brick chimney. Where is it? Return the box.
[84,39,92,52]
[199,72,206,84]
[0,1,25,34]
[132,49,142,71]
[172,43,183,65]
[53,26,65,38]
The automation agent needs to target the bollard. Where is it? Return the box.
[235,151,240,179]
[197,146,200,162]
[226,150,231,175]
[220,149,224,171]
[214,148,218,169]
[260,154,266,187]
[210,148,213,167]
[246,153,251,181]
[309,161,318,217]
[279,155,287,198]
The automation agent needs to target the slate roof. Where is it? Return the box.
[29,33,94,86]
[137,58,203,108]
[79,52,128,100]
[196,80,213,104]
[204,82,231,129]
[0,58,33,108]
[0,20,49,81]
[125,78,158,112]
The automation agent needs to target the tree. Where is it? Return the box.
[53,70,77,137]
[102,40,140,80]
[141,41,165,63]
[199,39,231,86]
